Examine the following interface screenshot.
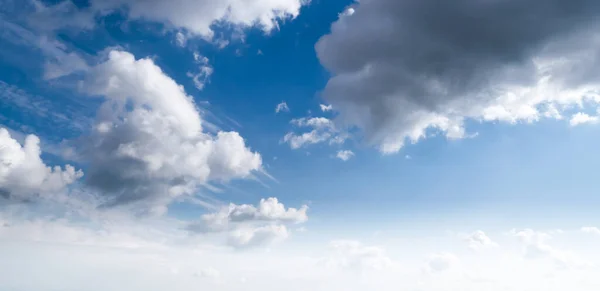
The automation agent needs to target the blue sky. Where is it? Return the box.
[2,0,600,290]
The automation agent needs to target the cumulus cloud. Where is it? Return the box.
[463,230,498,250]
[283,117,347,149]
[317,0,600,153]
[336,150,354,161]
[29,0,305,39]
[190,197,308,233]
[275,102,290,113]
[78,50,261,214]
[0,128,83,202]
[188,198,307,248]
[569,112,599,126]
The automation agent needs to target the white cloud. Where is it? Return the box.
[581,226,600,235]
[463,230,498,250]
[320,104,333,112]
[283,117,347,149]
[340,7,355,17]
[90,0,305,37]
[275,102,290,113]
[27,0,305,39]
[188,198,307,248]
[427,252,459,272]
[316,0,600,153]
[569,112,599,126]
[336,150,354,161]
[0,128,83,202]
[190,198,308,233]
[79,50,262,214]
[175,31,187,47]
[187,52,214,90]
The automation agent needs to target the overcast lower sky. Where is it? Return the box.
[2,0,600,290]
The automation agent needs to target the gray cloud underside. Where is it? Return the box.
[317,0,600,152]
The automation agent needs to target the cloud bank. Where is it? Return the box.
[317,0,600,153]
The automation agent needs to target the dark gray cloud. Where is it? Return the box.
[316,0,600,153]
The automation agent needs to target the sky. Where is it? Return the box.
[1,0,600,290]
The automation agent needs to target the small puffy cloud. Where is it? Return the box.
[464,230,498,250]
[275,102,290,113]
[0,128,83,202]
[79,50,262,214]
[427,252,459,272]
[581,226,600,235]
[320,104,333,112]
[340,7,355,17]
[187,52,213,90]
[188,198,307,248]
[323,240,392,271]
[336,150,354,161]
[290,117,334,129]
[283,117,347,149]
[569,112,599,126]
[175,31,187,47]
[189,197,308,233]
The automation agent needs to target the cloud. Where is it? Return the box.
[175,31,187,47]
[275,102,290,113]
[316,0,600,153]
[320,104,333,112]
[569,112,599,126]
[336,150,354,161]
[463,230,498,250]
[187,52,214,91]
[27,0,96,32]
[0,128,83,202]
[0,19,89,80]
[188,198,307,248]
[189,197,308,233]
[82,0,305,38]
[78,50,261,215]
[581,226,600,235]
[283,117,347,149]
[427,252,459,272]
